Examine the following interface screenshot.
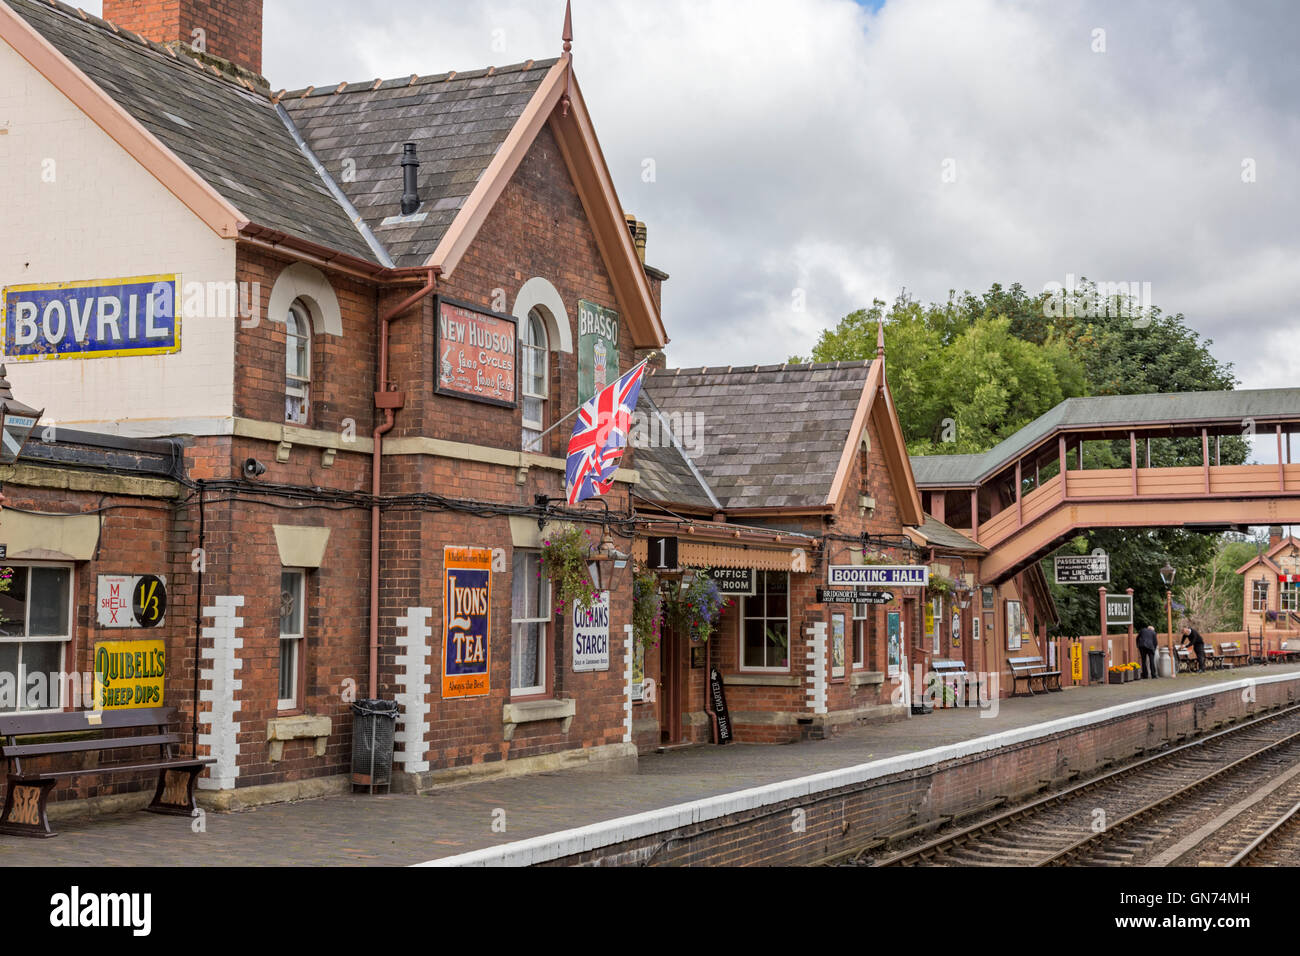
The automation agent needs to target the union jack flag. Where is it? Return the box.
[565,360,649,504]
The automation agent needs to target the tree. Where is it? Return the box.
[795,281,1247,638]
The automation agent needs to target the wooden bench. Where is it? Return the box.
[929,659,984,707]
[1217,642,1247,668]
[1008,656,1061,697]
[1177,644,1217,671]
[0,707,213,838]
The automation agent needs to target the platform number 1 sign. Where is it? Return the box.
[647,536,678,571]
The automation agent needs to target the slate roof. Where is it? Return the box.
[911,387,1300,487]
[10,0,555,269]
[912,515,986,554]
[282,61,555,268]
[9,0,379,261]
[643,362,871,510]
[631,391,719,511]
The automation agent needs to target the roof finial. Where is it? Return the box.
[562,0,573,55]
[560,1,574,117]
[876,315,886,359]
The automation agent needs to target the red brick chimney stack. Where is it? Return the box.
[103,0,264,76]
[1269,525,1284,548]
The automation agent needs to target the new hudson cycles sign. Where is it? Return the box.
[3,275,180,360]
[827,565,930,588]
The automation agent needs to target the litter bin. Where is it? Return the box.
[1087,650,1105,684]
[351,699,399,793]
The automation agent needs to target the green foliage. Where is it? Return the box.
[796,278,1248,638]
[632,569,663,649]
[662,573,729,643]
[540,524,598,612]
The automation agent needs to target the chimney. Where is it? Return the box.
[623,213,647,264]
[400,143,421,216]
[103,0,265,76]
[1271,526,1285,548]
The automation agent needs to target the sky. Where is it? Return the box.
[81,1,1298,416]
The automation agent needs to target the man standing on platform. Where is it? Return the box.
[1137,624,1159,679]
[1181,625,1206,673]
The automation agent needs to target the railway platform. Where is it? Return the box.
[2,662,1298,866]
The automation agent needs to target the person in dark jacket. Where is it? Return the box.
[1136,624,1159,679]
[1181,625,1206,673]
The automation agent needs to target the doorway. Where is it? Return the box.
[659,622,683,745]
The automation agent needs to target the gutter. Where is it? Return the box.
[369,267,440,700]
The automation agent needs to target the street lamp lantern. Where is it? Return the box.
[1159,561,1176,588]
[955,586,971,610]
[0,365,43,466]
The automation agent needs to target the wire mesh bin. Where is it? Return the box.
[351,699,399,794]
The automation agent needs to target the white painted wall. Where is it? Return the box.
[0,38,236,432]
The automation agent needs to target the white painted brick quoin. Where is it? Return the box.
[197,595,244,790]
[393,607,433,773]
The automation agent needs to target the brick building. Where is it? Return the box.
[0,0,669,808]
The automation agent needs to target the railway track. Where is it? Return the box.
[823,702,1300,867]
[1226,800,1300,866]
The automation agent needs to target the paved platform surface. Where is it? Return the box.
[4,663,1297,866]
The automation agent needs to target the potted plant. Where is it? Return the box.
[540,523,600,613]
[1108,665,1124,685]
[632,569,663,650]
[662,570,729,643]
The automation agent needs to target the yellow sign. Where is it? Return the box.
[1070,643,1083,682]
[93,640,165,710]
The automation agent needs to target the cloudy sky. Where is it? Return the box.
[85,0,1300,405]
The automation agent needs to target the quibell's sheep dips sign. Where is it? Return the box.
[827,565,930,588]
[3,275,180,360]
[435,296,517,408]
[93,639,165,709]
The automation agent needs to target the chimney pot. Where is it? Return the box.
[400,143,422,216]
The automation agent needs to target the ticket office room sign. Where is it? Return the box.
[3,275,180,360]
[435,297,517,408]
[93,640,165,710]
[443,547,492,699]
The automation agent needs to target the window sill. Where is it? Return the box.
[727,673,799,687]
[267,714,331,761]
[851,671,885,688]
[502,698,575,741]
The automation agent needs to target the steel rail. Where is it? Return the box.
[1038,725,1300,866]
[867,702,1300,867]
[1226,799,1300,867]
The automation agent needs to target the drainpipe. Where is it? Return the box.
[370,266,439,699]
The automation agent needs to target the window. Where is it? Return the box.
[511,551,550,696]
[279,570,305,710]
[741,570,788,670]
[1283,583,1299,614]
[285,301,312,425]
[853,603,871,668]
[0,564,73,713]
[1252,580,1269,613]
[520,308,548,450]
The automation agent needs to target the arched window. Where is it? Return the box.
[285,301,312,425]
[521,307,548,449]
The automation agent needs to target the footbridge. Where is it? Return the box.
[910,389,1300,582]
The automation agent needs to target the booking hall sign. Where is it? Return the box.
[434,296,517,408]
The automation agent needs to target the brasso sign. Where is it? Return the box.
[827,565,930,587]
[3,274,180,361]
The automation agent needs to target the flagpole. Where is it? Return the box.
[524,352,656,452]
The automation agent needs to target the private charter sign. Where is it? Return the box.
[2,275,180,360]
[827,565,930,588]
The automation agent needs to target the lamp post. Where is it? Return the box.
[1160,561,1177,678]
[0,365,43,467]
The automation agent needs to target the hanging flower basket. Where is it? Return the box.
[540,523,599,613]
[632,569,663,650]
[662,571,729,643]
